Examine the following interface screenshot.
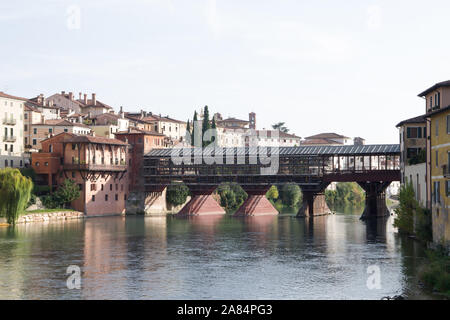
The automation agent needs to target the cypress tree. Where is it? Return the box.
[192,111,199,147]
[185,119,191,145]
[202,105,211,147]
[0,168,33,225]
[211,117,217,146]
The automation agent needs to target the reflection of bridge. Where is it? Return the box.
[143,144,400,219]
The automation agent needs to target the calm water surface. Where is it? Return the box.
[0,210,435,300]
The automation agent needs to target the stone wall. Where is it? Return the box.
[16,211,84,224]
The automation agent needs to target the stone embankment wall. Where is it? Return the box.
[16,211,84,224]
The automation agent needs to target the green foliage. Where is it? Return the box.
[217,183,248,212]
[185,119,191,144]
[272,122,289,133]
[42,179,81,209]
[419,249,450,296]
[0,168,33,225]
[33,185,51,195]
[416,207,433,242]
[325,182,365,208]
[27,193,37,207]
[393,181,416,235]
[192,111,199,147]
[280,183,302,207]
[19,168,36,181]
[166,183,190,206]
[266,185,279,202]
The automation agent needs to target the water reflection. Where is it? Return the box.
[0,212,436,300]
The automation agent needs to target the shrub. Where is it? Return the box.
[280,183,302,207]
[216,183,247,212]
[266,185,279,202]
[394,181,416,235]
[166,183,190,206]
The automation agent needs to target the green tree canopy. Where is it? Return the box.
[280,183,302,207]
[266,185,279,202]
[166,182,190,206]
[272,122,289,133]
[0,168,33,225]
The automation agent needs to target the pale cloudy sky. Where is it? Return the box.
[1,0,450,144]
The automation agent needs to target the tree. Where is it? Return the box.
[202,105,211,147]
[266,185,279,202]
[192,111,199,147]
[166,182,190,206]
[0,168,33,225]
[281,183,302,207]
[217,183,248,212]
[394,181,416,235]
[53,179,81,208]
[185,119,191,145]
[210,117,218,146]
[272,122,289,133]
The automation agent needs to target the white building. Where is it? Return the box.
[0,92,27,168]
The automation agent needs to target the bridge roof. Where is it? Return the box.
[146,144,400,157]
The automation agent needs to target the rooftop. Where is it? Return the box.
[64,135,128,146]
[418,80,450,97]
[0,91,28,101]
[304,132,350,140]
[395,114,427,127]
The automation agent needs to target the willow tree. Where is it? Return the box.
[0,168,33,225]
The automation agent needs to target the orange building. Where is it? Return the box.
[31,132,130,216]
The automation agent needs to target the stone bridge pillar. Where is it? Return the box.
[177,186,225,216]
[234,186,279,217]
[358,181,391,220]
[297,192,332,217]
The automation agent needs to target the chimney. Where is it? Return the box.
[61,91,65,96]
[140,109,144,119]
[69,92,73,101]
[79,92,82,100]
[92,93,96,106]
[83,94,88,105]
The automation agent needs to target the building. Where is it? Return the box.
[28,119,91,152]
[46,91,113,116]
[353,137,366,146]
[426,105,450,248]
[115,127,165,191]
[87,110,130,139]
[125,110,186,145]
[302,133,352,146]
[115,128,166,214]
[246,130,301,147]
[0,91,27,168]
[417,80,450,249]
[27,94,60,120]
[396,115,427,206]
[31,132,130,216]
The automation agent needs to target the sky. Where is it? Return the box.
[1,0,450,144]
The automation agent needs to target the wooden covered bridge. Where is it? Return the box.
[143,144,400,219]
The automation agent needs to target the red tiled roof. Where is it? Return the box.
[116,127,165,136]
[0,91,28,101]
[32,119,91,128]
[64,135,128,145]
[301,138,339,145]
[304,132,350,140]
[76,99,112,109]
[418,80,450,97]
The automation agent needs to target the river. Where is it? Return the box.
[0,210,436,300]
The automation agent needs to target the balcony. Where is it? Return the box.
[2,118,16,125]
[63,163,127,172]
[3,136,17,142]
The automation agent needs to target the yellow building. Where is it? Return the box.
[427,105,450,248]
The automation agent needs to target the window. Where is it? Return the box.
[32,139,37,145]
[49,128,53,134]
[64,129,68,132]
[78,184,83,191]
[124,194,127,201]
[4,144,7,151]
[24,124,28,131]
[110,184,113,191]
[436,150,439,167]
[44,162,48,166]
[49,145,53,152]
[10,160,13,167]
[20,160,22,167]
[72,172,76,178]
[406,127,423,138]
[101,184,104,191]
[90,184,96,191]
[115,184,118,191]
[72,144,76,150]
[35,162,40,166]
[92,195,95,202]
[105,194,108,201]
[447,115,450,134]
[33,128,37,134]
[25,137,28,145]
[4,160,7,167]
[10,145,13,152]
[115,194,118,201]
[24,113,28,120]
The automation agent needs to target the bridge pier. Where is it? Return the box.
[358,182,391,220]
[297,192,332,218]
[177,187,225,216]
[234,186,279,217]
